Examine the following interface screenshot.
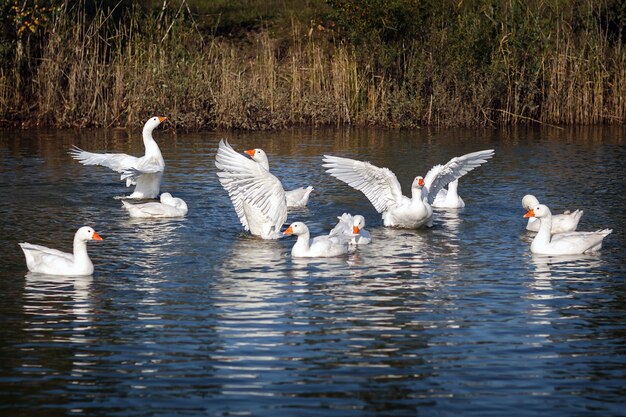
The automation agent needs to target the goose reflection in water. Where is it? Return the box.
[527,254,606,318]
[347,227,436,279]
[210,238,294,393]
[20,274,99,397]
[117,218,188,308]
[530,254,604,283]
[23,273,94,344]
[434,208,463,235]
[120,217,187,270]
[215,236,290,310]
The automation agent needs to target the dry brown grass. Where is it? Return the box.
[0,2,623,129]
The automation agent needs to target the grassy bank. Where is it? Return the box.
[0,0,624,129]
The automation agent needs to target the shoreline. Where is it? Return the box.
[1,2,624,130]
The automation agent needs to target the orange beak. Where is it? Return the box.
[418,178,425,186]
[284,226,293,235]
[158,116,167,123]
[353,226,360,234]
[523,209,535,218]
[92,231,103,240]
[244,149,256,157]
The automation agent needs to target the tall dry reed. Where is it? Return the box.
[0,1,623,129]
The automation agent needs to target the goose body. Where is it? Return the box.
[524,204,611,255]
[432,179,465,208]
[69,116,167,199]
[284,222,349,258]
[323,149,494,229]
[244,148,314,208]
[285,186,314,208]
[522,195,583,233]
[330,213,371,245]
[19,226,103,276]
[215,139,287,239]
[122,192,188,218]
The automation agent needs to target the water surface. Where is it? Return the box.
[0,126,625,416]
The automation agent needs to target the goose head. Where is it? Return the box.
[411,176,425,199]
[76,226,103,242]
[524,204,552,219]
[159,192,174,204]
[143,116,167,135]
[244,148,270,170]
[412,176,425,190]
[352,215,366,234]
[522,194,540,210]
[284,222,309,237]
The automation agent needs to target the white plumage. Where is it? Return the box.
[215,139,288,239]
[329,213,371,245]
[69,116,167,199]
[122,192,188,218]
[284,222,350,258]
[432,179,465,208]
[323,149,494,228]
[243,148,314,208]
[524,204,611,255]
[522,194,583,233]
[19,226,103,276]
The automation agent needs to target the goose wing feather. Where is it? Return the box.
[215,139,287,231]
[19,243,73,262]
[423,149,494,204]
[323,155,403,213]
[69,145,139,173]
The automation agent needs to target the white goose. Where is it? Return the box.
[523,204,611,255]
[122,192,188,218]
[522,194,583,233]
[323,149,494,228]
[330,213,371,245]
[284,222,350,258]
[432,179,465,208]
[244,148,314,208]
[19,226,103,276]
[69,116,167,199]
[215,139,288,239]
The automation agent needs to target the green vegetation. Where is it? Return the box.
[0,0,624,129]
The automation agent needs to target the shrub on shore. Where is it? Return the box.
[0,0,623,129]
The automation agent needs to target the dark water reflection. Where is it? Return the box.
[0,126,624,416]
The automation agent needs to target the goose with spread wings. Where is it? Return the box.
[69,116,167,199]
[322,149,494,228]
[243,148,314,208]
[215,139,288,239]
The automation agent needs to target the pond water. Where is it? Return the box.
[0,126,624,416]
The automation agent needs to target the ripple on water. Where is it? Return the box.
[0,127,625,417]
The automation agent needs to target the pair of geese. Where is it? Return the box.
[522,195,612,256]
[19,117,612,276]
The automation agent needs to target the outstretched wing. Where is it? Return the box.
[322,155,404,213]
[329,213,353,237]
[423,149,494,204]
[121,157,164,182]
[215,139,287,231]
[69,145,139,174]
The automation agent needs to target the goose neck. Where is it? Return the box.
[72,238,90,261]
[535,215,553,245]
[293,232,311,252]
[447,179,459,195]
[411,187,424,202]
[142,129,162,156]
